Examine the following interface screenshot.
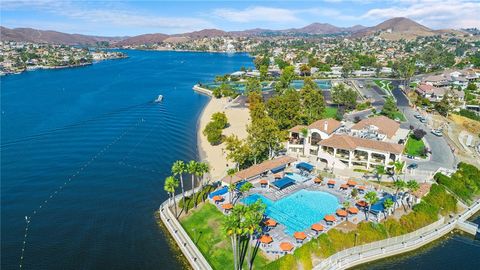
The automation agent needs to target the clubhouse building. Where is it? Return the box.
[287,116,408,170]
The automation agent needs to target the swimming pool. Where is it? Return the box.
[242,190,339,235]
[285,172,309,182]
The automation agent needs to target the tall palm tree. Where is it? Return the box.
[393,180,406,212]
[374,165,385,183]
[383,198,394,219]
[171,160,186,214]
[244,201,266,270]
[223,208,241,270]
[365,191,378,221]
[187,160,198,211]
[299,127,309,156]
[197,162,210,203]
[164,176,179,217]
[406,180,420,208]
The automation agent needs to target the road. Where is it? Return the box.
[391,82,456,171]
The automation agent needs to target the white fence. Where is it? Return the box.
[159,191,213,270]
[314,217,447,270]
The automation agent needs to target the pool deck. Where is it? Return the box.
[210,172,409,259]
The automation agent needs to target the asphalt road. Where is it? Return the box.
[391,83,456,172]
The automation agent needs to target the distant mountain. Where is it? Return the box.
[115,33,169,46]
[355,17,436,40]
[0,18,468,45]
[0,26,124,45]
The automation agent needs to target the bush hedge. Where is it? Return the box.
[434,162,480,204]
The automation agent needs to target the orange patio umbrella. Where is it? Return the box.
[311,223,324,232]
[347,179,357,186]
[357,185,366,190]
[314,177,322,183]
[356,200,367,207]
[259,179,268,185]
[324,215,337,222]
[212,195,223,202]
[265,219,277,227]
[274,173,282,179]
[336,209,348,217]
[259,235,273,244]
[279,242,294,252]
[327,180,336,185]
[348,207,359,214]
[293,232,307,240]
[222,203,233,210]
[340,184,348,189]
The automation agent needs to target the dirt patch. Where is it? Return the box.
[449,114,480,134]
[335,221,358,232]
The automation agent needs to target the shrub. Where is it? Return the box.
[413,128,426,140]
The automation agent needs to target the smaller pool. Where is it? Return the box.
[285,172,309,182]
[242,190,339,235]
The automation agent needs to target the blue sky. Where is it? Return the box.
[1,0,479,36]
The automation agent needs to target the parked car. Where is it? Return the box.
[419,118,427,123]
[431,129,443,137]
[407,155,414,159]
[407,163,418,169]
[414,114,422,119]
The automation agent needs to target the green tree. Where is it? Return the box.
[259,65,268,81]
[381,97,399,120]
[383,198,394,218]
[393,180,406,212]
[406,180,420,208]
[276,65,295,93]
[211,112,228,129]
[164,176,179,217]
[266,89,301,129]
[245,77,262,95]
[331,83,358,110]
[171,160,186,215]
[435,96,450,117]
[225,135,253,169]
[300,78,326,122]
[365,191,379,221]
[186,160,199,210]
[247,115,282,162]
[299,127,309,156]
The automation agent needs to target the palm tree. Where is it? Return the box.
[223,206,242,270]
[374,165,385,183]
[342,201,351,221]
[244,201,266,270]
[171,160,186,215]
[406,180,420,208]
[164,176,179,217]
[365,191,378,221]
[299,127,309,156]
[383,198,394,219]
[187,160,199,210]
[228,183,236,204]
[390,160,405,182]
[393,180,406,212]
[197,162,210,203]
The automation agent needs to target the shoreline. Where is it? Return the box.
[196,94,250,181]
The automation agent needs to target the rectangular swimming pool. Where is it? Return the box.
[242,190,339,235]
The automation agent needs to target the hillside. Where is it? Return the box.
[355,17,436,40]
[0,27,123,45]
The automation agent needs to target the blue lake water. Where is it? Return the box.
[243,190,339,235]
[1,50,253,269]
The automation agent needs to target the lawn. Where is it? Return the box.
[404,134,426,157]
[180,202,269,270]
[392,111,407,122]
[373,80,393,95]
[323,106,338,119]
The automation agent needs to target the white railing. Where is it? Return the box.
[159,191,213,270]
[314,217,447,270]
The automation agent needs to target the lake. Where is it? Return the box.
[1,50,253,269]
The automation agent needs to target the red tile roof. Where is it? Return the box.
[351,116,400,138]
[319,134,404,154]
[308,118,342,135]
[221,156,296,183]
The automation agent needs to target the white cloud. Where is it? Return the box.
[361,0,480,29]
[1,0,215,34]
[212,6,301,23]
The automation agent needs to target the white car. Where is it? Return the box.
[431,129,443,137]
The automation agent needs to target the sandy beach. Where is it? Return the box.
[197,96,250,180]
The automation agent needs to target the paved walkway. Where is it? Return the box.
[159,191,212,270]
